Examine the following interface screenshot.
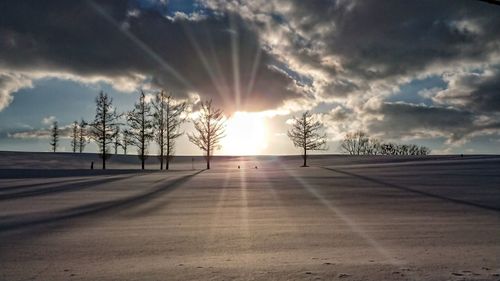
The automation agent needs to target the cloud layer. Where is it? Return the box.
[1,0,499,149]
[0,0,302,112]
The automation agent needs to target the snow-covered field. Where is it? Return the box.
[0,152,499,280]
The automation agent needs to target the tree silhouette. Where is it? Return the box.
[78,119,88,153]
[188,99,225,170]
[122,129,133,155]
[127,91,154,170]
[113,126,121,155]
[340,131,369,155]
[152,91,187,170]
[49,120,59,153]
[89,91,120,170]
[341,131,431,156]
[70,121,79,153]
[287,111,328,167]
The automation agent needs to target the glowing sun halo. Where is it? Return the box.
[221,112,268,156]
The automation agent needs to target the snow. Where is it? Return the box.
[0,152,499,280]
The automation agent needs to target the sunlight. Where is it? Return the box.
[221,112,268,155]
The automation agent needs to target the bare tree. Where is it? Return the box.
[49,120,59,152]
[113,126,121,155]
[188,99,225,170]
[287,111,328,167]
[78,119,88,153]
[419,146,431,155]
[127,91,154,170]
[340,131,369,155]
[89,91,120,170]
[341,131,431,156]
[70,121,79,153]
[407,144,418,155]
[367,138,381,155]
[380,142,396,155]
[122,129,133,155]
[152,91,187,170]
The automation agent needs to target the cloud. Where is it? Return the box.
[329,106,349,122]
[432,66,500,113]
[198,0,500,146]
[365,102,500,144]
[1,0,499,150]
[0,0,303,113]
[0,72,34,110]
[8,124,74,140]
[41,116,57,125]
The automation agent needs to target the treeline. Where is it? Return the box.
[284,112,431,167]
[340,131,431,156]
[47,94,431,170]
[49,91,224,170]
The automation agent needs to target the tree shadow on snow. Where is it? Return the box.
[322,167,500,213]
[0,170,204,234]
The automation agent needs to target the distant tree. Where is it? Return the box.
[380,142,396,155]
[49,120,59,152]
[152,91,187,170]
[340,131,369,155]
[127,91,154,170]
[78,119,88,153]
[113,126,121,155]
[188,99,225,170]
[408,144,419,155]
[340,131,431,156]
[418,146,431,155]
[287,111,328,167]
[70,121,79,153]
[367,138,381,155]
[122,129,133,155]
[89,91,121,170]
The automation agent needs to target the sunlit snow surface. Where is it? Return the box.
[0,152,499,280]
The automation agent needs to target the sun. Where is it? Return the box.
[221,112,268,156]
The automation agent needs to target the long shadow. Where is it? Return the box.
[0,170,204,233]
[0,177,100,193]
[0,169,153,179]
[322,167,500,213]
[0,174,139,201]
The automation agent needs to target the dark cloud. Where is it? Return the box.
[274,0,500,81]
[434,66,500,113]
[0,0,301,112]
[366,102,500,142]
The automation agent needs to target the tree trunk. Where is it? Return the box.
[141,145,145,170]
[303,147,307,167]
[166,152,170,170]
[206,148,210,170]
[102,140,106,170]
[160,151,164,170]
[141,142,145,170]
[166,136,170,170]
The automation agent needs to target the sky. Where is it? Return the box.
[0,0,499,155]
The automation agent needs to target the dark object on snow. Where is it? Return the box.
[90,161,94,170]
[238,165,240,169]
[255,166,258,169]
